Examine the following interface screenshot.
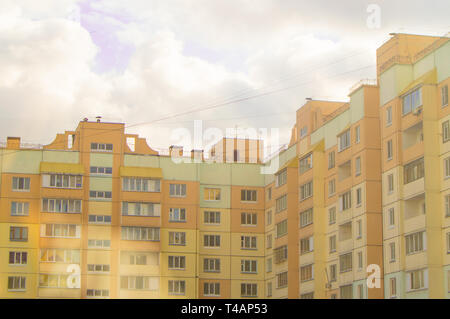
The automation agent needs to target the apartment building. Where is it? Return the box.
[0,32,448,299]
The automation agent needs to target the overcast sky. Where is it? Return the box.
[0,0,448,154]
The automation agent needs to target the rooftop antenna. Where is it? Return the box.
[96,116,102,123]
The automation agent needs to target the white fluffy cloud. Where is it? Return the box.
[0,0,448,152]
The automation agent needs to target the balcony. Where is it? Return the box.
[402,122,424,163]
[338,161,351,182]
[404,193,426,233]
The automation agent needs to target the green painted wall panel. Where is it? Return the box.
[160,157,198,181]
[90,153,113,167]
[350,87,364,124]
[231,164,265,187]
[1,150,42,174]
[90,176,112,191]
[199,163,231,185]
[124,154,160,168]
[436,42,450,83]
[43,150,79,164]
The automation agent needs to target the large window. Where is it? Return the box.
[340,285,353,299]
[91,143,113,152]
[121,227,160,241]
[168,256,185,270]
[404,158,424,184]
[402,87,422,115]
[241,283,257,297]
[277,272,288,288]
[405,231,424,255]
[241,236,257,250]
[204,283,220,296]
[12,177,30,191]
[9,251,27,265]
[241,212,257,226]
[121,276,159,290]
[240,260,257,273]
[169,208,186,222]
[241,189,257,202]
[203,258,220,272]
[122,202,160,217]
[40,249,80,263]
[204,188,221,201]
[276,169,287,186]
[300,264,313,282]
[276,219,287,238]
[274,245,288,264]
[11,202,29,216]
[204,211,221,224]
[299,153,313,174]
[39,274,73,288]
[300,208,313,228]
[8,276,26,291]
[90,166,112,175]
[338,130,351,152]
[300,181,313,201]
[275,195,287,213]
[408,270,425,290]
[169,184,186,197]
[339,253,352,273]
[204,235,221,248]
[89,191,112,199]
[42,199,82,214]
[42,174,82,189]
[169,232,186,245]
[10,226,28,242]
[42,224,79,238]
[300,236,313,254]
[123,177,160,192]
[168,280,185,295]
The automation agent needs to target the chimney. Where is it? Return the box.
[169,145,183,157]
[96,116,102,123]
[7,137,21,149]
[191,149,204,162]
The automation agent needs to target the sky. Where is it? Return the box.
[0,0,448,154]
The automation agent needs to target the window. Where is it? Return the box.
[405,231,425,255]
[267,282,273,297]
[443,120,450,143]
[277,272,288,288]
[204,283,220,296]
[301,292,314,299]
[356,188,362,206]
[89,191,112,199]
[267,187,272,200]
[122,202,160,217]
[388,174,394,193]
[447,233,450,254]
[300,265,313,282]
[390,277,397,298]
[204,235,220,247]
[355,126,360,144]
[9,252,27,265]
[87,264,110,273]
[388,207,395,227]
[123,177,160,192]
[300,236,314,254]
[386,106,392,126]
[442,85,449,107]
[169,184,186,197]
[88,239,110,249]
[121,227,160,241]
[91,143,113,152]
[42,224,79,238]
[204,188,221,201]
[276,169,287,186]
[329,264,337,282]
[241,283,257,297]
[355,157,361,176]
[120,252,156,266]
[168,256,186,270]
[11,202,29,216]
[328,179,336,197]
[39,274,74,288]
[389,242,396,262]
[408,270,425,290]
[339,191,351,211]
[241,189,257,202]
[404,158,424,184]
[40,249,80,263]
[357,284,364,299]
[42,199,82,214]
[266,210,272,225]
[8,276,26,291]
[266,258,272,273]
[329,235,336,253]
[169,208,186,222]
[300,126,308,138]
[402,87,422,115]
[241,212,257,226]
[356,220,362,239]
[241,236,257,250]
[42,174,83,189]
[328,151,335,169]
[274,246,288,264]
[300,181,313,201]
[338,130,351,152]
[120,276,158,291]
[168,280,185,295]
[12,177,30,191]
[357,251,363,270]
[90,166,112,175]
[10,226,28,241]
[241,260,257,273]
[299,208,313,228]
[329,207,336,225]
[340,253,352,273]
[86,289,110,297]
[169,232,186,246]
[204,211,221,224]
[387,140,393,160]
[266,234,272,249]
[203,258,220,272]
[276,220,288,238]
[445,157,450,178]
[299,154,313,174]
[276,195,287,213]
[88,215,112,224]
[446,195,450,217]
